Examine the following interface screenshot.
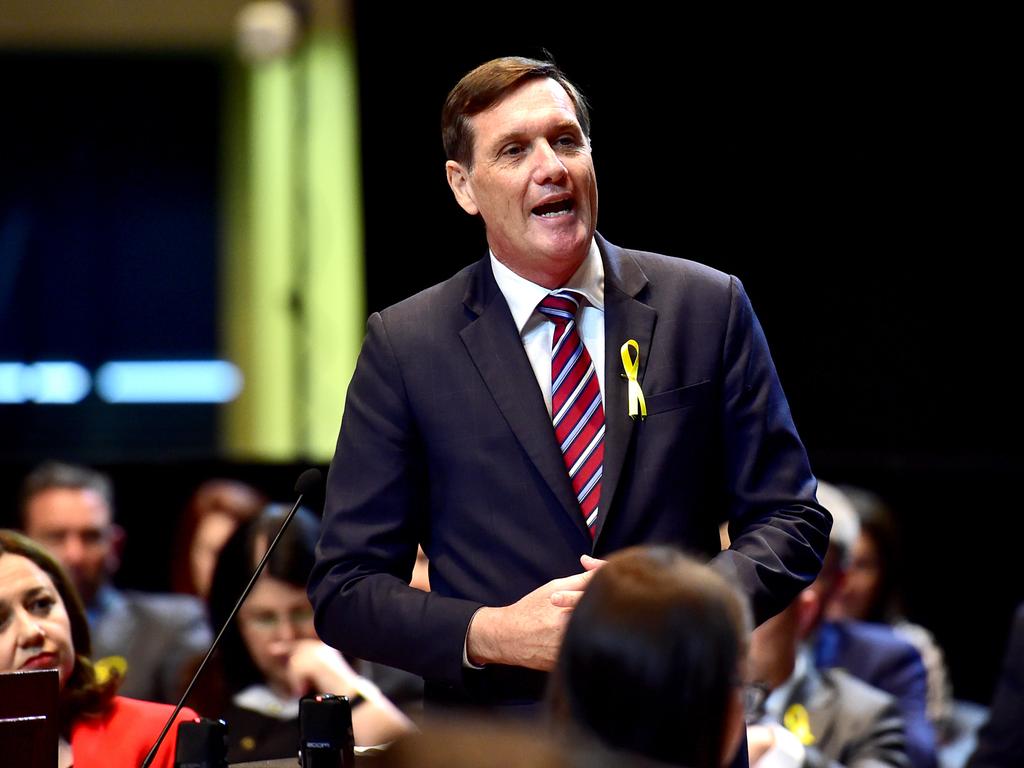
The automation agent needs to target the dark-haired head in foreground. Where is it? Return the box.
[549,546,751,768]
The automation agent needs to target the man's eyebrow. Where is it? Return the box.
[487,120,584,154]
[548,119,584,135]
[487,129,527,153]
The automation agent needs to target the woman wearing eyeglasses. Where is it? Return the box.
[201,505,411,763]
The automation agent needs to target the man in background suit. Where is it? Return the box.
[746,566,910,767]
[309,56,831,707]
[20,461,211,703]
[811,483,936,768]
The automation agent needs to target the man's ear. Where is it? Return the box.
[795,588,822,640]
[445,160,479,216]
[106,523,126,575]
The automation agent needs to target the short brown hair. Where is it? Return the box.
[442,56,590,167]
[0,530,120,730]
[19,461,114,526]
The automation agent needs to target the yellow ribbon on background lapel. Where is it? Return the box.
[783,703,816,746]
[619,339,647,420]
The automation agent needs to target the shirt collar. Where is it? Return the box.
[763,645,811,722]
[489,239,604,334]
[234,684,300,720]
[86,583,120,625]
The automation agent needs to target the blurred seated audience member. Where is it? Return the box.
[203,504,411,763]
[0,530,197,768]
[746,587,909,767]
[812,483,936,768]
[171,478,265,599]
[376,715,669,768]
[19,461,211,704]
[825,485,953,738]
[967,603,1024,768]
[548,545,750,768]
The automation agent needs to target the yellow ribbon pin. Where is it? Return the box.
[93,655,128,685]
[783,703,816,746]
[619,340,647,421]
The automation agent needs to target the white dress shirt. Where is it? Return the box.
[752,649,812,768]
[489,239,605,415]
[463,240,605,669]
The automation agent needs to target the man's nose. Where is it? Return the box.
[58,534,86,567]
[531,140,568,185]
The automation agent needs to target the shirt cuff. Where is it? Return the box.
[753,724,805,768]
[463,607,486,670]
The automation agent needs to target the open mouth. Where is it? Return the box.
[532,198,575,218]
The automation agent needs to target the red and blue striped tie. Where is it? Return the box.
[538,290,604,537]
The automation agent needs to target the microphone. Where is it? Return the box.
[299,694,354,768]
[173,718,228,768]
[141,468,323,768]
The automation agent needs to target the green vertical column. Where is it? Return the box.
[223,57,298,459]
[221,20,363,461]
[303,29,364,460]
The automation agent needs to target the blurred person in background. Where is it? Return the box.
[746,579,909,766]
[202,504,411,763]
[825,485,953,739]
[19,461,211,703]
[812,482,936,768]
[548,545,750,768]
[171,478,266,599]
[0,529,197,768]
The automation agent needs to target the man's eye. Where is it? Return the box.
[556,135,580,148]
[501,145,523,158]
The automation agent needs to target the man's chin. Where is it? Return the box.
[537,234,591,265]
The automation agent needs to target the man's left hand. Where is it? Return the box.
[549,554,606,608]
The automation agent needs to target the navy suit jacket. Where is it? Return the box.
[309,234,831,704]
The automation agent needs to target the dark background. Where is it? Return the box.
[0,9,1018,703]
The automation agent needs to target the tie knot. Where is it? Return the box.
[537,291,582,327]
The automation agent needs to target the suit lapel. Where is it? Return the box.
[459,256,589,539]
[593,235,656,543]
[786,663,838,753]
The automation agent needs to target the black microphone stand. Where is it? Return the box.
[141,468,322,768]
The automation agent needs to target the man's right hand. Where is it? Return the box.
[465,567,598,671]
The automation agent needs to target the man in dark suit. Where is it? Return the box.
[309,56,831,707]
[20,461,211,703]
